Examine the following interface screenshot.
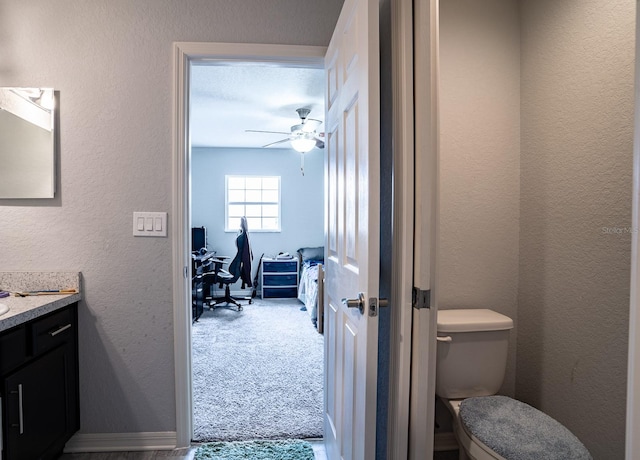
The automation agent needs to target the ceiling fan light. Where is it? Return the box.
[291,137,316,153]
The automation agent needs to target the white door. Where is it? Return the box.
[323,0,380,458]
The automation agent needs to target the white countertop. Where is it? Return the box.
[0,271,82,332]
[0,292,81,332]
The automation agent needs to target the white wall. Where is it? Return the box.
[192,146,324,291]
[438,0,521,396]
[518,1,635,458]
[0,0,343,435]
[439,1,635,458]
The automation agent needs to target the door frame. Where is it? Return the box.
[408,0,440,458]
[388,0,419,458]
[172,42,325,448]
[171,40,416,452]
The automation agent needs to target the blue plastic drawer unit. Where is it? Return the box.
[261,257,299,298]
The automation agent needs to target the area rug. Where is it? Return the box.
[192,298,324,442]
[194,439,315,459]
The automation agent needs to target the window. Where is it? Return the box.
[225,175,281,232]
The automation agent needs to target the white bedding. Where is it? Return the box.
[298,262,320,324]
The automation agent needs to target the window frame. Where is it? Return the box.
[224,175,282,232]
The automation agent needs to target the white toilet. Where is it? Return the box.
[436,309,592,460]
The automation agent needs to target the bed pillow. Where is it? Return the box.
[298,246,324,263]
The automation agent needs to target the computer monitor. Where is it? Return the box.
[192,226,207,252]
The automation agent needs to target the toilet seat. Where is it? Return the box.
[445,396,593,460]
[443,399,506,460]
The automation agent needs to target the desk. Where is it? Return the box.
[193,252,230,274]
[193,250,216,266]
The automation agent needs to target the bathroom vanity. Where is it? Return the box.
[0,272,81,460]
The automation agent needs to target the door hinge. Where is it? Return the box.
[412,287,431,309]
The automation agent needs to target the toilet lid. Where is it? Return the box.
[459,396,593,460]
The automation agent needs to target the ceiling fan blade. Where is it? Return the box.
[315,139,325,149]
[262,138,291,148]
[245,129,291,135]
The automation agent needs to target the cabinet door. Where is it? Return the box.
[4,346,68,460]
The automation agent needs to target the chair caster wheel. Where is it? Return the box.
[249,299,253,305]
[238,306,243,311]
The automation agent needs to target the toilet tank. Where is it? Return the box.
[436,309,513,399]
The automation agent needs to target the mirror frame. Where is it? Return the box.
[0,87,56,199]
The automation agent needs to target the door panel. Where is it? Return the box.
[327,122,339,257]
[323,0,380,458]
[344,101,358,265]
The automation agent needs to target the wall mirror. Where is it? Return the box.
[0,87,56,198]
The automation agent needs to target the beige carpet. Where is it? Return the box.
[191,298,323,442]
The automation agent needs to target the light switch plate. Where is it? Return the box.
[133,212,167,237]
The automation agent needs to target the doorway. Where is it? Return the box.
[171,43,327,447]
[188,61,326,442]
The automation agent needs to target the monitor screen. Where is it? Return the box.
[192,226,207,252]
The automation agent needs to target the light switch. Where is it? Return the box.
[133,212,168,237]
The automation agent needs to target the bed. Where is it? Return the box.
[297,246,325,333]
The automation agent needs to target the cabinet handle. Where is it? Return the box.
[49,323,72,337]
[0,396,3,449]
[17,384,23,435]
[9,385,24,434]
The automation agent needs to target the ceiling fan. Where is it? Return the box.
[246,108,325,153]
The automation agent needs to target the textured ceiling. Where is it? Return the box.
[190,64,325,149]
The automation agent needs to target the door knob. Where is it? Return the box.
[342,293,365,314]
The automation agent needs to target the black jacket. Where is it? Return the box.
[229,229,253,288]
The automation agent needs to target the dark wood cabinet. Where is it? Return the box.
[1,303,79,460]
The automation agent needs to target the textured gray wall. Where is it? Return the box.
[439,1,635,458]
[518,1,635,458]
[0,0,343,434]
[439,0,521,396]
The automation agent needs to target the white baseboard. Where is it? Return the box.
[64,431,177,453]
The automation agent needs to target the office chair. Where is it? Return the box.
[210,217,254,311]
